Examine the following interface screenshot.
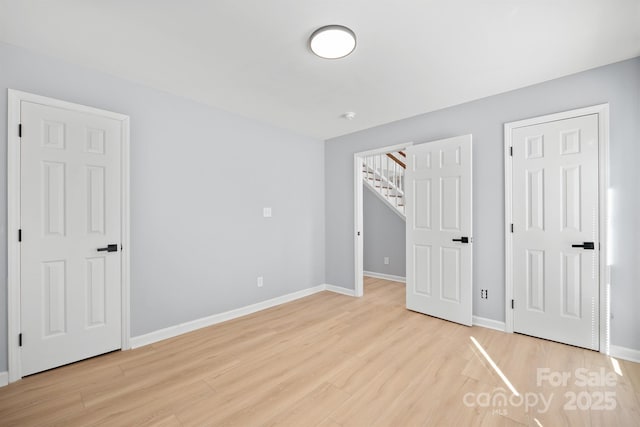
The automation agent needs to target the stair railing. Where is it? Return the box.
[362,150,407,215]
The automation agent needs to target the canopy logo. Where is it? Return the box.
[463,387,553,414]
[462,368,618,415]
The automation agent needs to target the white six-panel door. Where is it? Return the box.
[406,135,473,326]
[511,114,599,350]
[20,101,123,376]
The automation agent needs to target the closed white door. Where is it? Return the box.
[20,101,122,376]
[511,114,599,350]
[405,135,473,326]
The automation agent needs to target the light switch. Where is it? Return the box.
[263,207,272,217]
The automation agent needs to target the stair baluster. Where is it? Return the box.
[362,149,407,217]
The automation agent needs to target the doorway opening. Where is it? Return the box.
[354,142,412,296]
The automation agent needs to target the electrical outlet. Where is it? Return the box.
[257,276,263,287]
[263,207,272,217]
[384,257,390,265]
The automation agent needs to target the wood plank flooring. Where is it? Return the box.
[1,277,639,426]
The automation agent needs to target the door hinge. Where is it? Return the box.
[510,223,514,233]
[19,333,22,347]
[18,124,22,138]
[511,299,515,309]
[509,146,513,156]
[18,229,22,242]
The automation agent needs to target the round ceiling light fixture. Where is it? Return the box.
[309,25,356,59]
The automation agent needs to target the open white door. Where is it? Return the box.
[405,135,473,326]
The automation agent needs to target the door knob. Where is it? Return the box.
[452,237,469,243]
[97,244,118,252]
[571,242,595,250]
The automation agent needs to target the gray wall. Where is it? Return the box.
[0,43,326,371]
[363,186,406,278]
[326,57,640,351]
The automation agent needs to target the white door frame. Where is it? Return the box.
[7,89,131,382]
[504,104,610,353]
[354,142,412,297]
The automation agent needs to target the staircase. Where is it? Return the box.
[362,150,406,219]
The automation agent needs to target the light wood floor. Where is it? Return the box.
[1,277,639,426]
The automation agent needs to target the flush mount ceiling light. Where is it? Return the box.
[309,25,356,59]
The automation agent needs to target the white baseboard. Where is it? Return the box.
[131,285,326,348]
[324,284,357,297]
[0,371,8,388]
[363,271,406,283]
[609,345,640,364]
[131,284,356,349]
[472,315,506,332]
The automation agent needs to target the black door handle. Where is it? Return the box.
[572,242,595,250]
[97,244,118,252]
[452,237,469,244]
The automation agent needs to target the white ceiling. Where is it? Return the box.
[1,0,639,140]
